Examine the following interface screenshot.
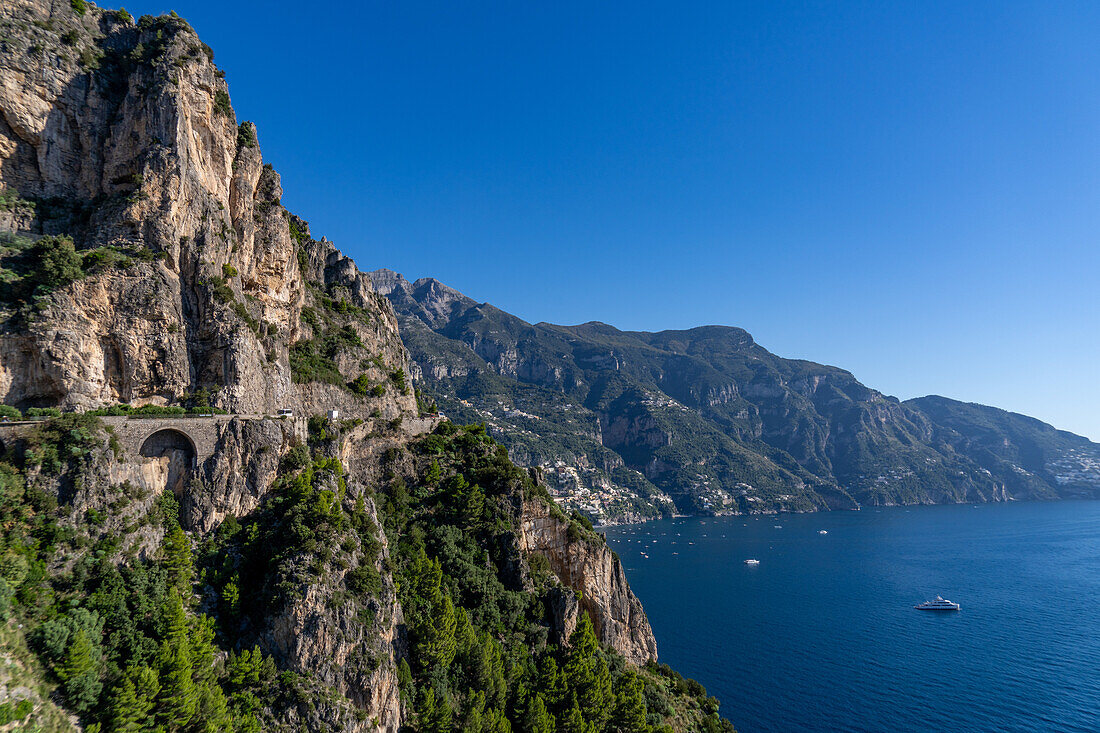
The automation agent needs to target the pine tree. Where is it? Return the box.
[510,680,530,723]
[483,706,513,733]
[463,631,506,711]
[57,628,95,682]
[192,681,232,733]
[460,690,485,733]
[462,484,485,527]
[581,657,613,730]
[407,552,457,673]
[536,655,567,709]
[417,688,437,732]
[59,628,102,713]
[431,691,454,733]
[563,614,612,728]
[418,687,454,733]
[221,577,240,618]
[109,674,145,733]
[424,593,457,671]
[397,658,415,705]
[453,607,477,662]
[158,591,196,730]
[522,693,556,733]
[559,701,590,733]
[610,670,649,733]
[109,674,141,733]
[190,615,218,689]
[132,665,161,723]
[425,459,442,486]
[174,610,233,732]
[405,549,443,618]
[484,636,506,710]
[162,525,194,596]
[567,614,599,661]
[109,666,160,733]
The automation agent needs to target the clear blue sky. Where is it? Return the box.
[126,1,1100,440]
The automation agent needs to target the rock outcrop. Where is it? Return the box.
[183,416,299,532]
[262,491,404,733]
[0,0,414,421]
[518,499,658,665]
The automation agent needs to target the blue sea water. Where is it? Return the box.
[602,501,1100,733]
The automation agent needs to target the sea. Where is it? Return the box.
[602,500,1100,733]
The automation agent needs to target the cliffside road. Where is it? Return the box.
[0,414,262,463]
[0,413,443,465]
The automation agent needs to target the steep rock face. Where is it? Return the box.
[7,269,193,407]
[517,499,657,665]
[0,5,418,728]
[0,1,414,421]
[178,418,415,729]
[0,2,292,411]
[183,416,302,532]
[262,490,404,733]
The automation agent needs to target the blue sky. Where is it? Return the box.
[125,1,1100,439]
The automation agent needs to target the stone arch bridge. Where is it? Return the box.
[101,415,243,464]
[0,414,256,464]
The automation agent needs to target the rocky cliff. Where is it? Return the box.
[0,4,694,732]
[0,0,414,421]
[518,498,657,665]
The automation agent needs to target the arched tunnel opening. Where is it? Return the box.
[139,429,197,496]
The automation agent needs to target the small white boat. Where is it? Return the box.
[774,525,782,529]
[744,559,760,565]
[818,530,828,535]
[915,595,960,611]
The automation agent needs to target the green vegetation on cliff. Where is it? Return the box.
[0,417,263,731]
[382,422,733,732]
[0,415,734,732]
[0,232,161,319]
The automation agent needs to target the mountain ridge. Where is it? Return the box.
[371,268,1100,523]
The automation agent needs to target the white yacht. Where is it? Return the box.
[915,595,960,611]
[818,530,828,535]
[744,558,760,565]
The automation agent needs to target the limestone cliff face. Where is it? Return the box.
[182,416,301,532]
[178,420,407,732]
[0,0,414,421]
[518,498,658,665]
[262,490,404,733]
